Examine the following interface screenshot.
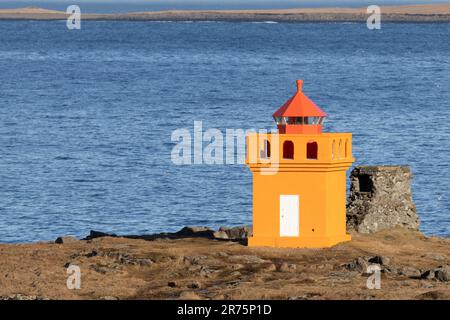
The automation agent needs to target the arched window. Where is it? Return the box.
[338,140,342,159]
[306,141,318,160]
[283,140,294,159]
[260,139,270,159]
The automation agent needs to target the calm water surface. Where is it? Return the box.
[0,21,449,242]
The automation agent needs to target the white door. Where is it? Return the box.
[280,195,299,237]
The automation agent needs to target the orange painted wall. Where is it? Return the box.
[246,132,354,248]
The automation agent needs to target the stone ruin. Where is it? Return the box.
[346,166,419,233]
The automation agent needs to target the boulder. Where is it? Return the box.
[54,236,78,244]
[346,166,419,233]
[175,226,215,239]
[397,266,421,278]
[213,231,229,240]
[421,265,450,282]
[368,255,390,266]
[218,225,253,240]
[279,262,297,273]
[84,230,117,240]
[345,257,369,273]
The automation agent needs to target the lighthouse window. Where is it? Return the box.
[307,141,318,160]
[304,117,320,125]
[274,117,282,125]
[319,117,325,125]
[286,117,296,125]
[294,117,303,125]
[283,141,294,159]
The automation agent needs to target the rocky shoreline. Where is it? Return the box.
[1,5,450,22]
[0,164,447,299]
[0,226,449,300]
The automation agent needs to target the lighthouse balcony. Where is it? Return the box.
[245,132,354,170]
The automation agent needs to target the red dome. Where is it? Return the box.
[273,80,327,134]
[273,80,326,118]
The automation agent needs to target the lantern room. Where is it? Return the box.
[273,80,327,134]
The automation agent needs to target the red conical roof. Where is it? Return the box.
[273,80,327,118]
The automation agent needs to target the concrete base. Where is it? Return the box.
[247,234,351,248]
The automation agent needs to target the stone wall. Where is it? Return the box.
[346,166,419,233]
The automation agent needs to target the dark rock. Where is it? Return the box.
[346,166,419,233]
[84,230,117,240]
[420,270,435,280]
[168,281,177,288]
[85,250,98,258]
[187,281,201,289]
[55,236,78,244]
[175,226,215,239]
[368,256,390,266]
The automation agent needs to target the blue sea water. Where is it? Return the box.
[0,21,449,242]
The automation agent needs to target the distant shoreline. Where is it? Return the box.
[1,4,450,22]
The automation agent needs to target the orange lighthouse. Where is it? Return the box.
[246,80,354,248]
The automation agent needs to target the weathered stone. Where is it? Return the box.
[168,281,177,288]
[219,226,253,240]
[262,263,277,272]
[435,268,450,282]
[345,257,369,273]
[346,166,419,233]
[397,266,421,278]
[227,264,244,271]
[55,236,78,244]
[213,231,229,240]
[421,265,450,282]
[279,262,297,273]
